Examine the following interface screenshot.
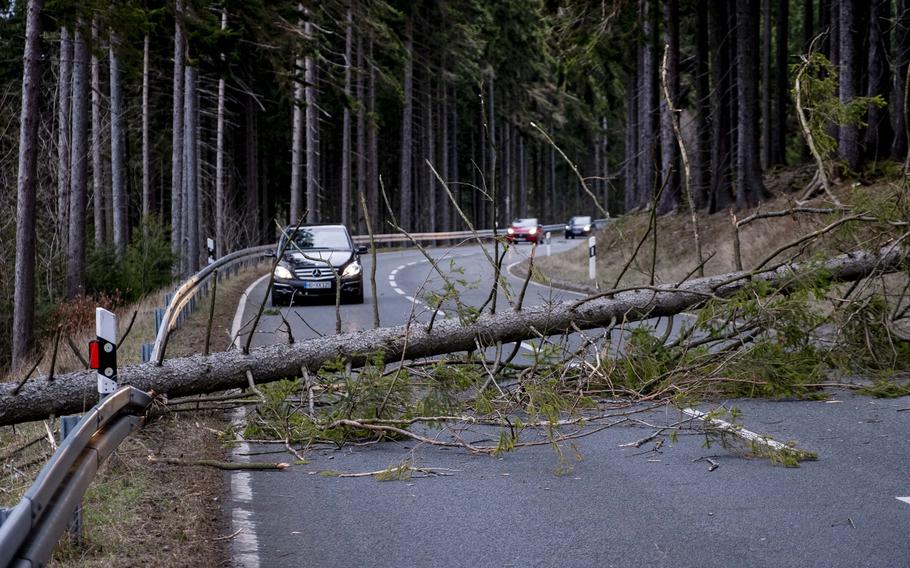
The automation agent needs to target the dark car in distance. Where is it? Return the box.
[269,225,365,306]
[564,216,593,239]
[506,218,540,244]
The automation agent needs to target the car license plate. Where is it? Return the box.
[303,281,331,289]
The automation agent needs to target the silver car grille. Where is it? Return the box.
[294,267,335,279]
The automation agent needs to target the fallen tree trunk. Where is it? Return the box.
[0,243,905,425]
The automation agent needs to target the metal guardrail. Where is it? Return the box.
[0,386,153,568]
[149,220,609,364]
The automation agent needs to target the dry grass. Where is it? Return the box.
[535,174,903,289]
[0,266,267,567]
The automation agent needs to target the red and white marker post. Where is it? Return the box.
[588,235,596,281]
[89,308,118,400]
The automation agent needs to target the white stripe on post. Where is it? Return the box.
[545,231,551,257]
[207,237,216,265]
[96,308,118,397]
[588,236,596,280]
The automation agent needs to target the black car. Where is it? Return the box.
[269,225,366,305]
[564,216,593,239]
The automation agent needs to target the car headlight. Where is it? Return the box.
[273,265,293,279]
[584,224,591,231]
[342,261,362,277]
[529,227,538,235]
[507,228,515,235]
[565,225,570,230]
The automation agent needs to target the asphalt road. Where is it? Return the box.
[226,238,910,568]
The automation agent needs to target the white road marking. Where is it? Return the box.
[405,295,421,304]
[231,273,271,350]
[393,288,406,295]
[388,274,395,281]
[504,259,586,298]
[229,286,265,568]
[897,497,910,506]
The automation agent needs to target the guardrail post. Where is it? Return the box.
[545,231,551,257]
[60,415,84,546]
[90,308,118,400]
[588,235,596,281]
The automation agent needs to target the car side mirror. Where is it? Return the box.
[357,245,369,255]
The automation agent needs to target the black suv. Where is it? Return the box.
[269,225,366,305]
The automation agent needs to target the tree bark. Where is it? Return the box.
[367,38,379,233]
[341,7,352,227]
[773,0,789,166]
[171,0,186,273]
[289,7,304,224]
[399,17,414,230]
[658,0,680,215]
[624,63,639,213]
[864,0,892,162]
[216,10,227,255]
[305,18,318,224]
[693,2,710,209]
[56,27,72,240]
[2,243,905,426]
[838,0,860,171]
[183,66,199,273]
[245,94,260,242]
[355,28,367,234]
[761,0,772,169]
[142,34,151,220]
[638,0,660,211]
[12,0,44,370]
[91,19,106,248]
[894,0,910,160]
[709,0,732,212]
[109,31,127,258]
[735,0,767,209]
[67,20,90,298]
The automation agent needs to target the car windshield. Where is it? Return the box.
[572,216,591,224]
[281,226,351,251]
[512,218,538,228]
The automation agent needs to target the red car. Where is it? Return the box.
[506,218,540,244]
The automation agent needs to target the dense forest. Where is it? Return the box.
[0,0,907,370]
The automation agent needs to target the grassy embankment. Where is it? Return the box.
[0,265,266,567]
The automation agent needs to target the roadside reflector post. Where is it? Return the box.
[91,308,118,400]
[588,236,596,281]
[545,231,551,257]
[207,237,216,266]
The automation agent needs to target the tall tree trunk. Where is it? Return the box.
[638,0,659,211]
[624,63,639,213]
[693,2,710,209]
[289,10,304,224]
[68,20,89,298]
[736,0,767,209]
[503,121,511,221]
[109,31,127,258]
[601,117,610,215]
[773,0,789,166]
[761,0,772,169]
[171,0,185,272]
[12,0,44,370]
[450,85,459,230]
[367,38,379,232]
[486,75,497,228]
[426,77,436,232]
[56,27,72,240]
[709,0,732,212]
[399,18,414,229]
[802,0,813,53]
[304,19,318,223]
[91,19,106,248]
[355,29,367,234]
[245,95,259,242]
[894,0,910,160]
[142,34,151,220]
[440,78,451,232]
[864,0,892,161]
[216,10,226,254]
[838,0,860,171]
[183,66,199,273]
[658,0,680,214]
[341,7,352,227]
